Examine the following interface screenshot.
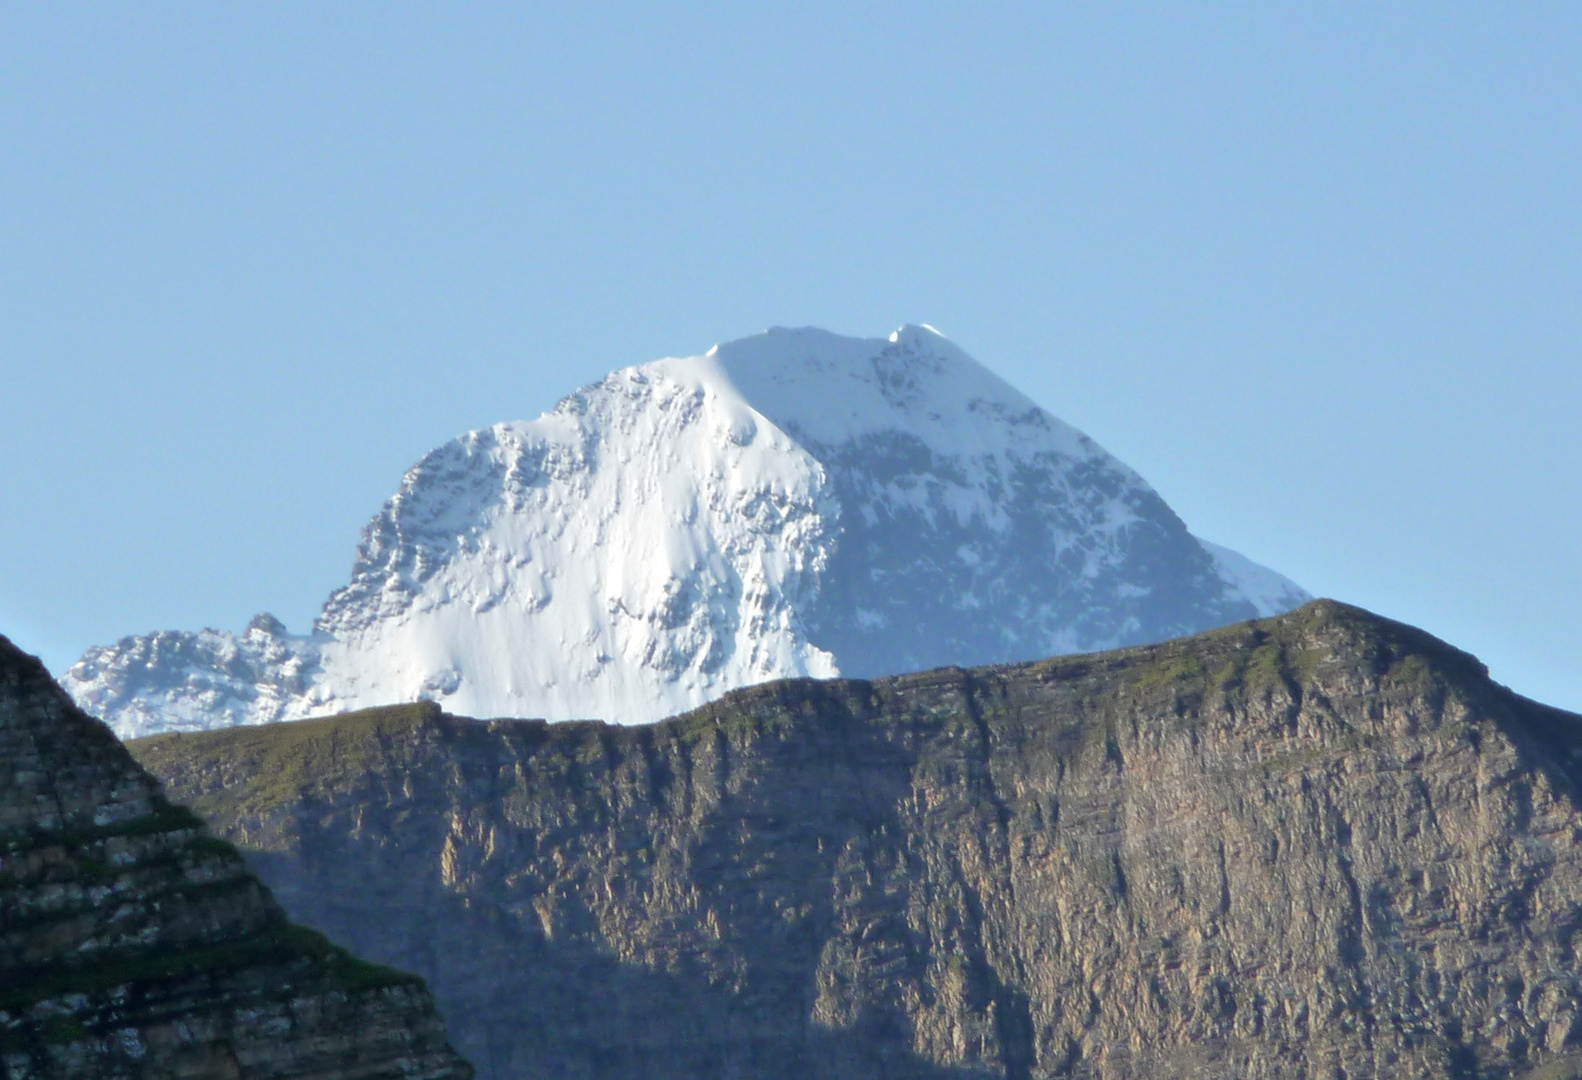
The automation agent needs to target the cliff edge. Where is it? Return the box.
[133,601,1582,1079]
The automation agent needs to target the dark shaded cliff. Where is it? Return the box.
[0,634,473,1080]
[132,601,1582,1079]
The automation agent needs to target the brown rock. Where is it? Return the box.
[132,601,1582,1079]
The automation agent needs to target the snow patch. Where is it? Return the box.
[1199,539,1312,618]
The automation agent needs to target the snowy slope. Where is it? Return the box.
[310,351,839,723]
[66,615,326,737]
[1199,540,1311,618]
[64,325,1309,737]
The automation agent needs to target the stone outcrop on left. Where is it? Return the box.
[0,632,473,1080]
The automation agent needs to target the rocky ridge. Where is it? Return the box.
[131,601,1582,1079]
[66,325,1307,737]
[0,633,472,1080]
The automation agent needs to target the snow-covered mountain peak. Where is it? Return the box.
[699,325,1091,466]
[889,322,944,343]
[64,324,1310,737]
[308,348,837,723]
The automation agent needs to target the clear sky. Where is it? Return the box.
[2,5,1578,710]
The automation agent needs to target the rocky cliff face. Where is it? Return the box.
[67,326,1306,737]
[130,602,1582,1079]
[0,634,472,1080]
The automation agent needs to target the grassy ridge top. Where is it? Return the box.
[129,598,1512,753]
[128,598,1571,832]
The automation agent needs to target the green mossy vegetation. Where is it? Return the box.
[0,918,421,1016]
[0,798,204,857]
[131,702,445,821]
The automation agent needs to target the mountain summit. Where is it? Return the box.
[65,326,1307,736]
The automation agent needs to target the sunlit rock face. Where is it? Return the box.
[133,602,1582,1080]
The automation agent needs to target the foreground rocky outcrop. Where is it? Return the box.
[0,634,472,1080]
[132,601,1582,1079]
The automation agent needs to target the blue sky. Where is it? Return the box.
[2,4,1579,709]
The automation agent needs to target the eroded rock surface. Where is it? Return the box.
[0,634,472,1080]
[133,602,1582,1079]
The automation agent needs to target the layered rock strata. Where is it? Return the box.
[133,602,1582,1079]
[0,634,472,1080]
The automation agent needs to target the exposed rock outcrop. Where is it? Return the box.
[133,601,1582,1079]
[0,634,472,1080]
